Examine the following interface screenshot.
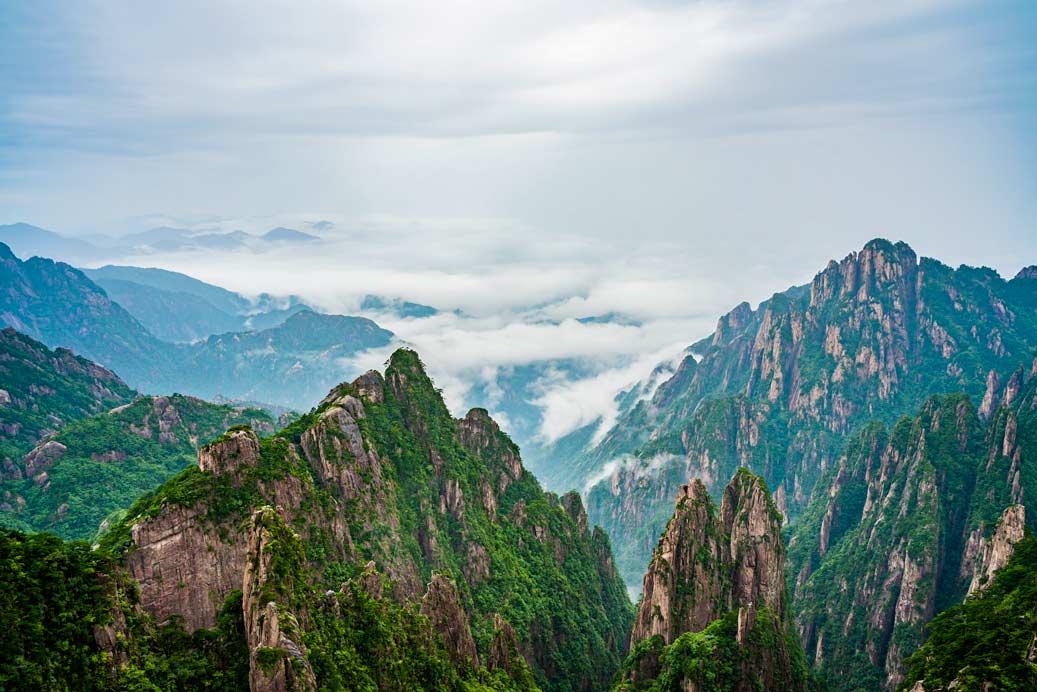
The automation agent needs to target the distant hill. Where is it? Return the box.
[178,309,394,405]
[0,223,106,263]
[0,328,136,466]
[1,244,396,409]
[262,226,320,242]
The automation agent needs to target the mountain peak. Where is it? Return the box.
[1014,265,1037,281]
[262,226,319,242]
[0,241,15,260]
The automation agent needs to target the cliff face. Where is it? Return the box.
[966,504,1025,595]
[577,240,1037,591]
[897,534,1037,692]
[242,507,316,692]
[619,470,809,692]
[106,348,633,691]
[788,380,1037,691]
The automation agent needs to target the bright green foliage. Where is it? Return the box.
[614,610,817,692]
[0,395,272,540]
[899,535,1037,691]
[0,529,116,689]
[306,571,536,692]
[358,350,633,691]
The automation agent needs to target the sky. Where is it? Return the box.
[2,0,1036,443]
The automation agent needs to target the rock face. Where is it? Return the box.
[242,507,316,692]
[788,383,1037,691]
[420,574,479,670]
[624,470,805,691]
[967,504,1026,595]
[126,428,314,630]
[113,348,633,691]
[571,239,1037,591]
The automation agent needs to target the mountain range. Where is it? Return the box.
[0,222,323,265]
[0,241,395,409]
[2,236,1036,691]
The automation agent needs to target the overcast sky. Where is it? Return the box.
[2,0,1035,440]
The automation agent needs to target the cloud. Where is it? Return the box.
[582,452,683,495]
[533,345,690,445]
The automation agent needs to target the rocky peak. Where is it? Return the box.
[419,573,479,670]
[713,301,755,346]
[720,469,786,613]
[1013,265,1037,281]
[198,427,261,476]
[978,370,1002,420]
[242,506,316,692]
[623,471,807,691]
[561,491,589,534]
[631,471,786,648]
[967,504,1026,595]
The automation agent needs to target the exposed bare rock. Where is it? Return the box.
[489,613,524,674]
[458,407,523,506]
[420,573,479,670]
[242,507,316,692]
[127,503,247,630]
[22,440,66,477]
[632,472,786,647]
[978,370,1002,420]
[625,470,803,691]
[198,428,261,476]
[967,505,1026,595]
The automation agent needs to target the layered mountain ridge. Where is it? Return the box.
[0,243,394,409]
[787,364,1037,690]
[576,239,1037,589]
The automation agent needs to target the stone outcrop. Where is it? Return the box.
[419,574,479,670]
[967,504,1026,595]
[624,470,804,691]
[22,440,66,478]
[198,428,261,476]
[127,427,315,630]
[242,507,316,692]
[632,471,786,646]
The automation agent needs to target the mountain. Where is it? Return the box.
[84,264,315,342]
[614,470,814,692]
[786,363,1037,691]
[0,348,633,691]
[0,242,173,386]
[0,394,273,539]
[898,532,1037,691]
[0,328,136,466]
[2,246,395,409]
[262,226,320,242]
[175,309,393,405]
[90,277,246,342]
[360,294,439,318]
[0,222,106,263]
[575,239,1037,589]
[84,264,254,315]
